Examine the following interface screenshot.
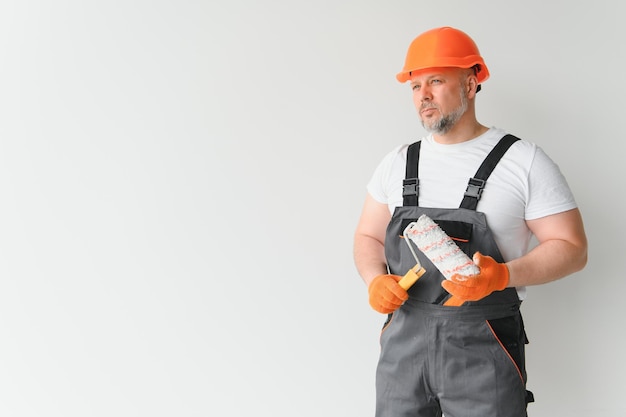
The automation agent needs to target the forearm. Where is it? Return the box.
[504,208,588,288]
[506,238,587,288]
[353,194,393,286]
[353,234,388,286]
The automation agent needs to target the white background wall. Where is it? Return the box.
[0,1,623,416]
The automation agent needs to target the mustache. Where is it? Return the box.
[420,103,438,111]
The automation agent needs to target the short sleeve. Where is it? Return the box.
[526,147,577,220]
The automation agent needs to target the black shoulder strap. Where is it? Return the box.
[402,141,421,206]
[459,134,520,210]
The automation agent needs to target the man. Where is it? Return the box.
[353,26,587,417]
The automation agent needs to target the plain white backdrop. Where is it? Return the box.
[0,1,624,416]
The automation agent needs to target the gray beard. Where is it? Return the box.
[421,93,468,135]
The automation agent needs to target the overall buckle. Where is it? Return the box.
[464,178,485,199]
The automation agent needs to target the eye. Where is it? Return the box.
[411,84,420,91]
[431,79,442,84]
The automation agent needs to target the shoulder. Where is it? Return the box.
[504,133,561,174]
[373,143,411,177]
[498,132,577,218]
[366,141,419,206]
[489,130,540,168]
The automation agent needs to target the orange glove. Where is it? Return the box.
[441,252,509,302]
[368,274,409,314]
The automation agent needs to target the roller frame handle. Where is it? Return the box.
[398,264,466,307]
[397,264,426,290]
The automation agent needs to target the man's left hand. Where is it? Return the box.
[441,252,509,301]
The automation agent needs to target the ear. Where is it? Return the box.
[467,75,479,99]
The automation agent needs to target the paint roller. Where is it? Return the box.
[399,214,479,306]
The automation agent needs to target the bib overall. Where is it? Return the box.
[375,135,534,417]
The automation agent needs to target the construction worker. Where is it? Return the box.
[353,26,587,417]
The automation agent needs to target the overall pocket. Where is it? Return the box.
[486,312,528,383]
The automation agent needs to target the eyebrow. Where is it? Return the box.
[410,73,446,85]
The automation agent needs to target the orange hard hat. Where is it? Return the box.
[396,26,490,84]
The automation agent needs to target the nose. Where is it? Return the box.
[414,85,432,102]
[413,87,432,108]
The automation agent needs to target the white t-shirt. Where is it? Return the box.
[367,127,577,265]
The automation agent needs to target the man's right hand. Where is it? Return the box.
[368,274,409,314]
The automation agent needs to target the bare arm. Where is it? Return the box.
[506,208,588,287]
[353,194,392,286]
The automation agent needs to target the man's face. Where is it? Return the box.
[409,67,469,135]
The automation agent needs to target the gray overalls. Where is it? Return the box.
[376,135,534,417]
